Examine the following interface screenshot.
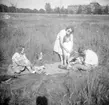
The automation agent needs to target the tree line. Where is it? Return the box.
[0,2,109,14]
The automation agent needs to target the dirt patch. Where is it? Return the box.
[44,62,68,75]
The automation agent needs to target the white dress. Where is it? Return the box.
[53,29,66,55]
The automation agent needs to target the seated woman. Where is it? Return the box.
[68,47,99,71]
[8,46,35,75]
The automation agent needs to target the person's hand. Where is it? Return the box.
[17,60,27,66]
[65,49,70,53]
[67,50,71,54]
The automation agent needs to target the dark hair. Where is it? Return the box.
[19,45,25,48]
[78,47,85,57]
[78,47,83,53]
[66,25,74,33]
[16,45,25,53]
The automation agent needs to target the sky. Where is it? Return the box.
[0,0,109,10]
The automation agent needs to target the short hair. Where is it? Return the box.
[19,45,25,48]
[17,45,25,53]
[78,47,85,57]
[66,25,74,33]
[78,47,84,53]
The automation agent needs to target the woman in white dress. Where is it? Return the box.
[53,26,74,66]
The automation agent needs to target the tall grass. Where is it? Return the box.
[0,67,109,105]
[0,83,11,105]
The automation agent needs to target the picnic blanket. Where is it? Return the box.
[44,62,68,75]
[7,62,68,76]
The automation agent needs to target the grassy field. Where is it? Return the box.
[0,13,109,105]
[1,13,109,66]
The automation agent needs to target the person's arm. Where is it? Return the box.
[22,54,31,65]
[70,34,74,53]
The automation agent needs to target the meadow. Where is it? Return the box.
[0,13,109,66]
[0,13,109,105]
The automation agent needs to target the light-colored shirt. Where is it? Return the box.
[12,52,22,64]
[84,49,98,66]
[12,52,30,66]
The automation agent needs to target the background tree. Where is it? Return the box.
[32,9,39,13]
[53,7,60,14]
[39,9,45,13]
[86,6,91,14]
[45,3,52,13]
[77,5,82,14]
[9,6,16,12]
[60,6,68,14]
[103,5,109,14]
[0,4,9,12]
[68,10,74,14]
[9,0,18,12]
